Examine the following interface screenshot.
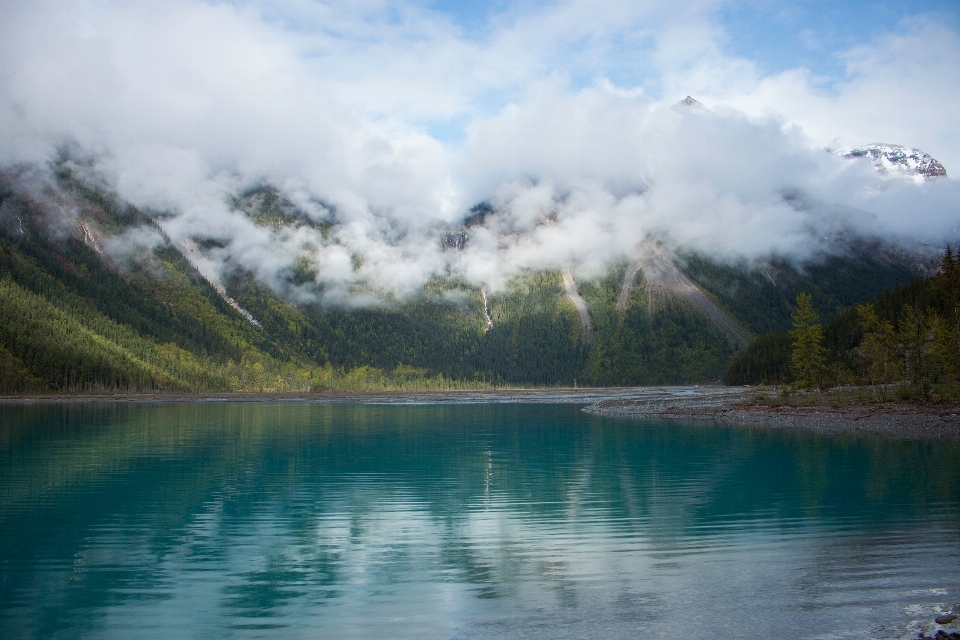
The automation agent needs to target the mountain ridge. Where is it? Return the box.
[0,150,940,392]
[844,144,947,181]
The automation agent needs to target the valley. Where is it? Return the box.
[0,156,931,394]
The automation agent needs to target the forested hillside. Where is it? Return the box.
[0,163,933,393]
[680,249,920,335]
[726,248,960,397]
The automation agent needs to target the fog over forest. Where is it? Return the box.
[2,0,959,304]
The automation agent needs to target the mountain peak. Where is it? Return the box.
[671,96,710,114]
[844,143,947,182]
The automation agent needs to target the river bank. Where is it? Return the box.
[4,385,960,440]
[584,387,960,440]
[0,386,713,405]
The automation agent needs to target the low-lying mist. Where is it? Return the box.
[2,1,958,306]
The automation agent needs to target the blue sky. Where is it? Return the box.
[424,0,960,76]
[720,0,960,77]
[2,0,960,296]
[420,0,960,91]
[325,0,960,144]
[5,0,960,162]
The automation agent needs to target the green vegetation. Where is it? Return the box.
[790,292,827,389]
[0,164,938,394]
[680,249,917,334]
[580,266,732,385]
[724,331,791,385]
[856,303,898,399]
[726,247,960,402]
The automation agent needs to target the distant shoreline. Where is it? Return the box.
[3,386,959,440]
[585,389,960,440]
[0,386,717,405]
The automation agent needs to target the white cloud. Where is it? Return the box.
[724,19,960,170]
[1,0,958,302]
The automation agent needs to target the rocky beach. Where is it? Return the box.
[584,386,960,440]
[4,385,960,440]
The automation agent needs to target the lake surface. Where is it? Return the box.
[1,402,959,639]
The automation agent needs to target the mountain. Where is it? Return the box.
[725,245,960,389]
[671,96,711,114]
[0,148,939,393]
[844,144,947,181]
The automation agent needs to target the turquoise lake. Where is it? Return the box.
[1,402,959,639]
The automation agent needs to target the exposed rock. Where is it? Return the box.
[179,238,263,328]
[584,390,960,440]
[480,286,493,331]
[919,631,960,639]
[844,144,947,181]
[444,231,467,251]
[616,259,641,315]
[671,95,711,114]
[562,269,593,345]
[631,239,751,348]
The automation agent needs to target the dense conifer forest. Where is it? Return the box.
[0,163,931,394]
[726,248,960,399]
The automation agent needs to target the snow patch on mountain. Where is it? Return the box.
[671,96,711,115]
[844,144,947,182]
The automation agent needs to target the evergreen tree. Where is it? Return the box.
[899,304,929,395]
[898,305,956,397]
[856,303,898,399]
[938,246,960,375]
[790,292,826,389]
[929,312,956,382]
[723,331,791,385]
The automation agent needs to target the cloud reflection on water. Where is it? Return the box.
[0,402,959,638]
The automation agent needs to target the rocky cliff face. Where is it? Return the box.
[844,144,947,181]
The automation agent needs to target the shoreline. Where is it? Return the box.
[0,386,712,406]
[3,386,960,440]
[584,389,960,440]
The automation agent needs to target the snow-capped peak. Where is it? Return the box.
[671,96,710,115]
[844,144,947,182]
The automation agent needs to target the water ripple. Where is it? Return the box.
[1,402,959,639]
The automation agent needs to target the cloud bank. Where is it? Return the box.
[1,0,959,302]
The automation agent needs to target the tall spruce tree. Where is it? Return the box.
[791,292,826,389]
[857,303,898,399]
[940,246,960,375]
[899,305,929,394]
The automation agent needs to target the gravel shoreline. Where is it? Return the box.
[4,386,960,440]
[584,387,960,440]
[0,386,704,406]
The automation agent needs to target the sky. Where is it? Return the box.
[1,0,959,301]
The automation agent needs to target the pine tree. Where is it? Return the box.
[791,292,826,389]
[929,312,956,382]
[899,304,929,395]
[941,246,960,377]
[857,303,898,399]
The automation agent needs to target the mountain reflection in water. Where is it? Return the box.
[1,402,959,639]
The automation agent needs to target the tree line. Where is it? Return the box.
[2,160,942,393]
[726,247,960,400]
